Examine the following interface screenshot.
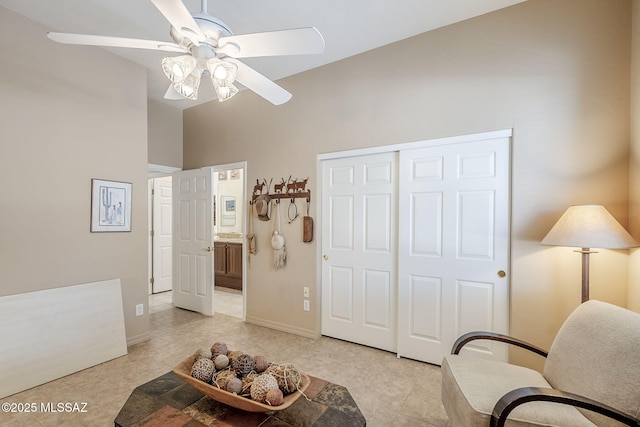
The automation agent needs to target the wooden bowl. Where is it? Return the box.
[173,355,310,412]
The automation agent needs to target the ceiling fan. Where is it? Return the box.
[47,0,325,105]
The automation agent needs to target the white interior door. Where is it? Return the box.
[152,176,173,293]
[321,152,397,352]
[173,168,214,315]
[397,137,510,363]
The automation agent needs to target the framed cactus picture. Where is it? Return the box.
[90,179,132,232]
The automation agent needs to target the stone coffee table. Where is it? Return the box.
[114,371,366,426]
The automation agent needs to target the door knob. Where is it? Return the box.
[323,255,328,260]
[204,247,212,252]
[497,270,506,278]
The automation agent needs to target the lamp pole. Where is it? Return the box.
[577,248,596,303]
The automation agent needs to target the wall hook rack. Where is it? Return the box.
[251,177,311,204]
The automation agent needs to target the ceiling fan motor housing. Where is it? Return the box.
[170,14,232,48]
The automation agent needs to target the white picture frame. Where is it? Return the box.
[91,179,132,232]
[221,195,236,226]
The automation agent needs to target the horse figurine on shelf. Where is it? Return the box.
[274,176,290,194]
[287,177,308,193]
[252,179,270,198]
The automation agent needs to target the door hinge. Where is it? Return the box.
[150,230,154,237]
[150,277,155,285]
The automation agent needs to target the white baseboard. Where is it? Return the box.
[244,316,319,339]
[126,332,151,347]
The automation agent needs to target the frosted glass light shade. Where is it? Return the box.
[173,71,201,100]
[542,205,638,249]
[213,82,238,102]
[162,55,196,83]
[207,58,237,86]
[207,58,238,102]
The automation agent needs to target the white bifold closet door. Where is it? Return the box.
[397,138,510,363]
[321,135,510,364]
[321,152,398,352]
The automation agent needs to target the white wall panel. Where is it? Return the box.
[330,196,354,250]
[411,192,443,257]
[0,280,127,398]
[409,275,442,341]
[364,269,391,329]
[330,267,354,321]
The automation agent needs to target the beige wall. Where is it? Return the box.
[630,0,640,312]
[148,100,183,168]
[0,7,150,344]
[184,0,632,367]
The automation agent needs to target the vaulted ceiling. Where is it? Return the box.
[0,0,526,109]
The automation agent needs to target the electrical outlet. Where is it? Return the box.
[136,304,144,316]
[303,287,309,298]
[303,300,310,311]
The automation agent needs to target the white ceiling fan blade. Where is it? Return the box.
[217,27,325,58]
[47,32,188,53]
[150,0,205,44]
[227,59,292,105]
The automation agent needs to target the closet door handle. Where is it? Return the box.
[498,270,506,278]
[323,255,328,260]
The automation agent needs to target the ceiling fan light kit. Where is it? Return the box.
[161,54,196,83]
[46,0,325,105]
[175,71,201,100]
[208,58,238,102]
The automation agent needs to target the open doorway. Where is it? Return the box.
[147,163,245,319]
[211,164,246,318]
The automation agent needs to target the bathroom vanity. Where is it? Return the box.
[214,236,243,290]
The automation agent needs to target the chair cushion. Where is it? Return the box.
[544,300,640,426]
[442,355,596,427]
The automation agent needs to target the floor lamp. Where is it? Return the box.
[541,205,638,303]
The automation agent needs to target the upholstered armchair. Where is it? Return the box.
[441,300,640,426]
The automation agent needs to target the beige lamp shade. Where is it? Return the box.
[542,205,638,249]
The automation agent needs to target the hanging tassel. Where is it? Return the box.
[271,201,286,270]
[272,231,286,270]
[247,200,256,258]
[246,200,256,266]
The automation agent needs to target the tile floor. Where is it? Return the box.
[1,294,448,427]
[149,288,243,318]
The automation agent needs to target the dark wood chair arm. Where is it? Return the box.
[490,387,640,427]
[451,331,548,357]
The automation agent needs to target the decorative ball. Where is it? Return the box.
[250,374,279,403]
[194,348,212,361]
[265,388,284,406]
[241,372,258,394]
[213,370,237,389]
[190,358,215,383]
[253,355,270,373]
[227,350,243,364]
[214,354,230,370]
[226,377,243,394]
[232,354,255,377]
[266,363,302,393]
[210,342,228,359]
